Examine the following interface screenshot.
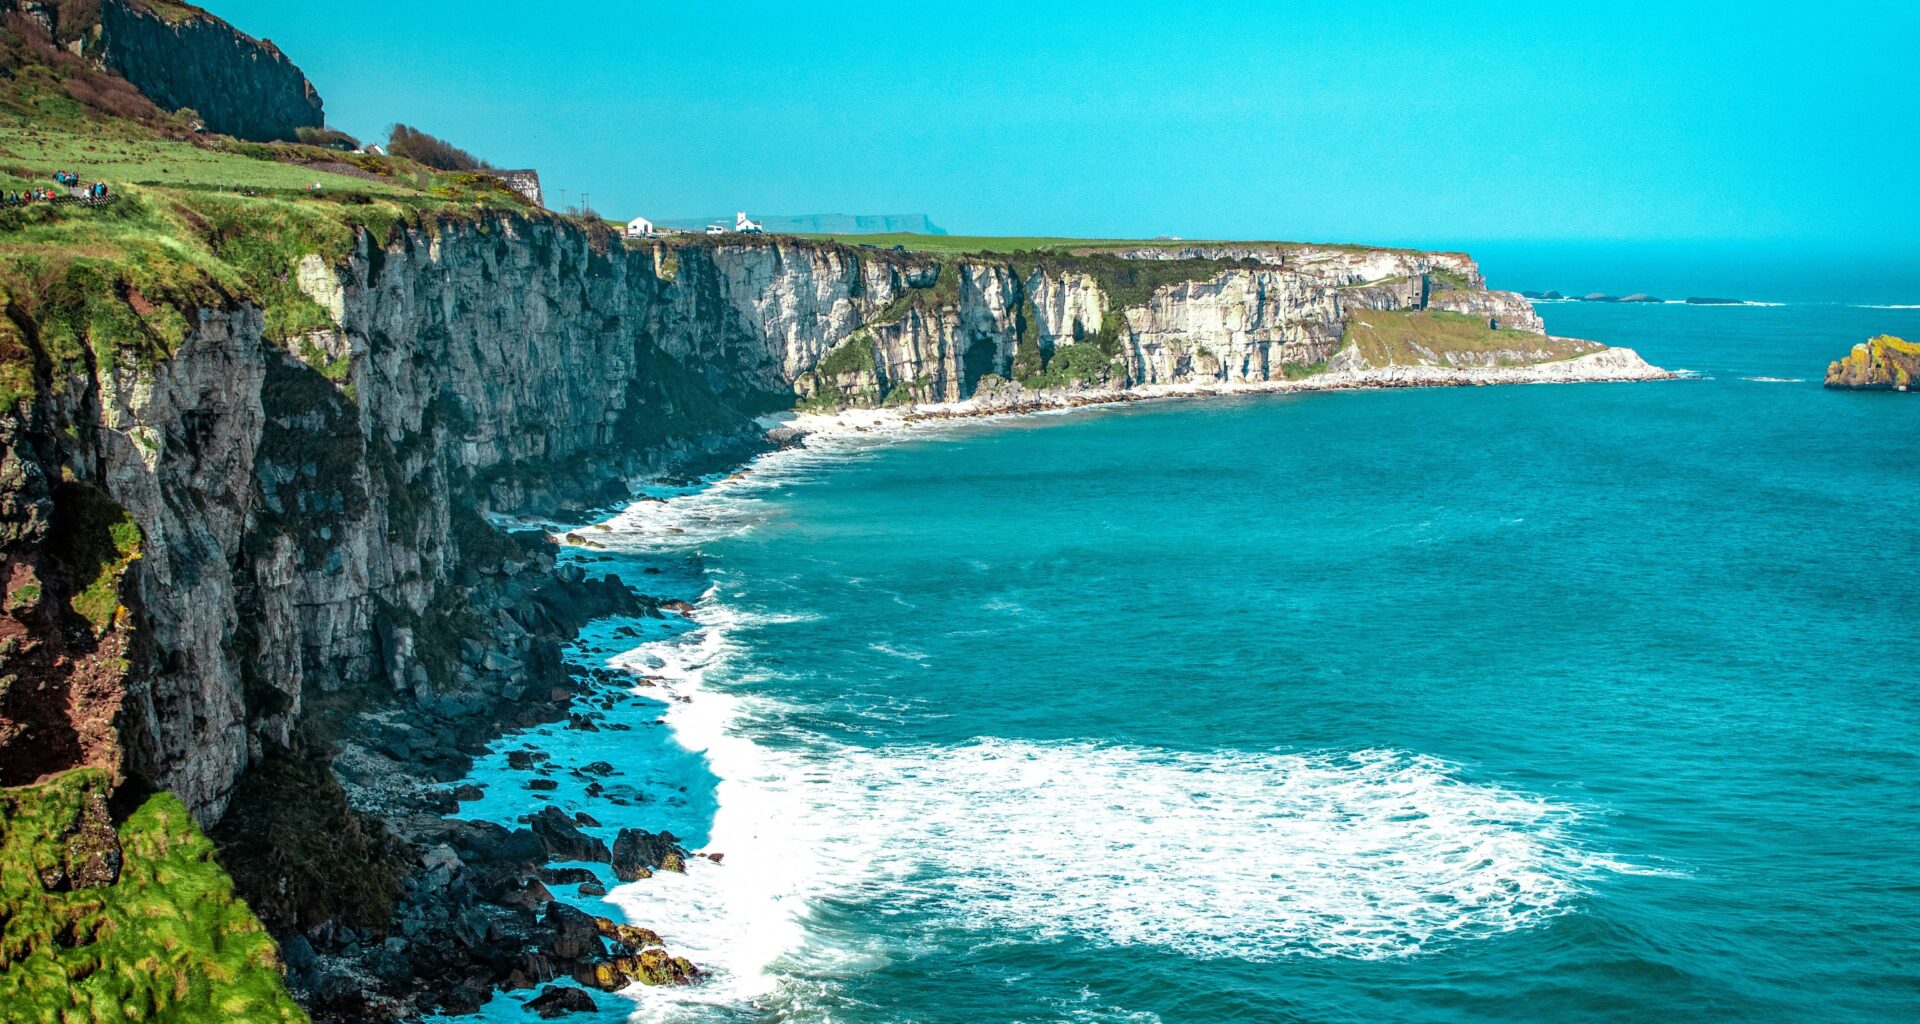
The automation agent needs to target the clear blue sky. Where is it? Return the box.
[226,0,1915,250]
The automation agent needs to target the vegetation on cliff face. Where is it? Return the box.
[0,768,307,1023]
[1825,335,1919,391]
[45,480,142,635]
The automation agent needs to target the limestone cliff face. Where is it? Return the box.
[1825,335,1920,391]
[96,0,324,141]
[0,219,1621,826]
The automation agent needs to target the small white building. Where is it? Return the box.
[735,211,764,234]
[705,224,726,235]
[625,215,655,238]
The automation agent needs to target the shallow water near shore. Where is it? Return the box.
[448,299,1920,1023]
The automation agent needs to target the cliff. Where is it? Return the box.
[1,217,1668,821]
[93,0,325,141]
[0,14,1670,1007]
[1825,335,1920,391]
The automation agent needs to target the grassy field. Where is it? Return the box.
[792,232,1416,256]
[1343,309,1599,367]
[0,128,421,195]
[0,769,308,1023]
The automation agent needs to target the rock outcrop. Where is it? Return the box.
[96,0,324,141]
[1825,335,1920,391]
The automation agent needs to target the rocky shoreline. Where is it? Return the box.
[786,344,1678,436]
[272,348,1679,1021]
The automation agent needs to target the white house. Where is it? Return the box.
[735,211,764,233]
[625,216,654,238]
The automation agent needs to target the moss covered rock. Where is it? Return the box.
[0,768,307,1022]
[1826,335,1920,391]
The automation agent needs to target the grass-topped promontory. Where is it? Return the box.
[0,769,307,1024]
[1342,310,1598,367]
[0,124,541,413]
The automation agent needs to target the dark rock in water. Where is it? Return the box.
[578,881,606,896]
[1580,292,1617,302]
[542,901,605,961]
[704,852,724,864]
[566,714,599,732]
[659,599,696,616]
[660,851,686,873]
[593,917,662,951]
[451,783,485,801]
[1685,296,1742,305]
[507,750,536,770]
[440,980,490,1015]
[538,866,601,886]
[579,761,615,777]
[527,778,558,791]
[1620,293,1662,303]
[585,949,700,989]
[527,985,597,1018]
[573,811,600,828]
[527,806,611,862]
[611,828,685,882]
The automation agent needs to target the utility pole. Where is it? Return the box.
[581,193,590,217]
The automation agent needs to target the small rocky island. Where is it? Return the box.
[1825,335,1920,391]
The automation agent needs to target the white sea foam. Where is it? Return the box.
[512,424,1643,1018]
[1741,376,1805,383]
[1857,303,1920,309]
[588,610,1624,1023]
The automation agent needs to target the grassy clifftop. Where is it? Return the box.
[0,769,306,1023]
[1343,310,1599,368]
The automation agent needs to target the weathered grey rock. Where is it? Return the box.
[527,807,610,863]
[97,0,324,141]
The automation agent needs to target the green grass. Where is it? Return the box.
[1342,310,1599,368]
[868,266,960,324]
[814,330,877,376]
[0,130,535,408]
[1016,341,1122,390]
[0,128,419,195]
[0,769,308,1024]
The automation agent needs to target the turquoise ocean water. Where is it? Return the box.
[453,289,1920,1024]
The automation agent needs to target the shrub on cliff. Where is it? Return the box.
[296,125,361,151]
[0,768,307,1022]
[386,123,490,172]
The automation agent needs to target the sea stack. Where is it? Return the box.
[1825,335,1920,390]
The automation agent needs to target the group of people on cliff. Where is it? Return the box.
[3,172,110,207]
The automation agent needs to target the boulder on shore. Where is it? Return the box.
[527,807,611,863]
[526,985,597,1018]
[611,828,686,882]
